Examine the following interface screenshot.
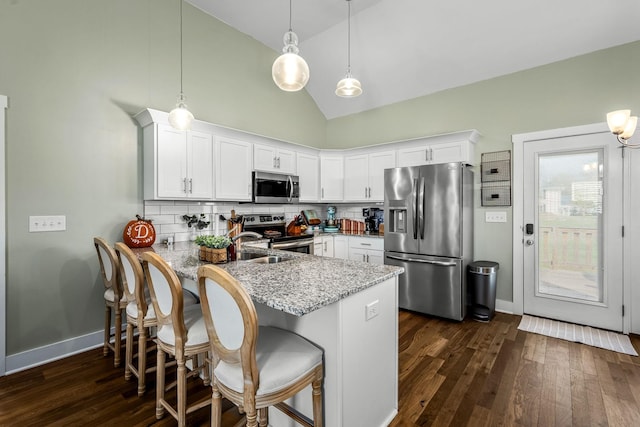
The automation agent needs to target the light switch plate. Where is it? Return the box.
[485,211,507,223]
[29,215,66,232]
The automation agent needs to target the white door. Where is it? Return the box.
[187,131,214,199]
[344,154,368,201]
[368,150,396,201]
[297,152,319,202]
[523,133,623,331]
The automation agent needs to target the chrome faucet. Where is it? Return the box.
[231,231,263,252]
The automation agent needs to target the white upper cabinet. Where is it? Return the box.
[397,138,475,167]
[253,143,296,174]
[215,136,252,201]
[320,155,344,202]
[344,150,396,202]
[143,122,213,200]
[297,152,320,202]
[135,109,480,203]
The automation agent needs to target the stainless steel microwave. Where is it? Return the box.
[252,171,300,204]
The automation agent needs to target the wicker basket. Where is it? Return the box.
[199,246,228,263]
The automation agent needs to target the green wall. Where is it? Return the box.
[1,0,638,357]
[0,0,325,356]
[328,41,640,301]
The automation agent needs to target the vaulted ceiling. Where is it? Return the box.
[187,0,640,120]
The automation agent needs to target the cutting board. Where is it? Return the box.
[301,210,321,225]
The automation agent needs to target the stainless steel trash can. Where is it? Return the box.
[468,261,499,321]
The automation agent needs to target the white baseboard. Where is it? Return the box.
[4,300,518,375]
[495,298,514,315]
[5,329,104,375]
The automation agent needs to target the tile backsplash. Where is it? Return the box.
[144,200,382,244]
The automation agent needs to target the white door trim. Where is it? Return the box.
[1,95,7,376]
[512,122,630,333]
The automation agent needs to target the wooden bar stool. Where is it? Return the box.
[197,264,324,427]
[116,243,198,396]
[94,237,127,367]
[142,251,211,426]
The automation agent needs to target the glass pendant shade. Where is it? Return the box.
[336,0,362,98]
[272,30,309,92]
[168,94,194,131]
[336,73,362,97]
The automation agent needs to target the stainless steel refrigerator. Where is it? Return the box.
[384,163,473,320]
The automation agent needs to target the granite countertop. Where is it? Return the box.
[140,241,403,317]
[315,231,384,238]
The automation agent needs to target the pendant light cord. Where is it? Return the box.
[347,0,352,74]
[179,0,184,95]
[288,0,293,32]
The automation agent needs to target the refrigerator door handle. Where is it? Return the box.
[412,178,419,239]
[418,176,426,239]
[386,255,457,267]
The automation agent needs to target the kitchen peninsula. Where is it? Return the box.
[149,242,403,427]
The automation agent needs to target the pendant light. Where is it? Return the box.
[272,0,310,92]
[336,0,362,97]
[168,0,194,130]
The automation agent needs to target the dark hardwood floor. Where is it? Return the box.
[1,311,639,426]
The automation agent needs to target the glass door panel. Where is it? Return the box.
[537,150,603,303]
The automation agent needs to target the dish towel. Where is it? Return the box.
[517,315,638,356]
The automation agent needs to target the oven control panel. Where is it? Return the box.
[243,213,286,226]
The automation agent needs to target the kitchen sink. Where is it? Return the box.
[246,255,289,264]
[238,252,291,264]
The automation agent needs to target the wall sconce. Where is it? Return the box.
[606,109,638,148]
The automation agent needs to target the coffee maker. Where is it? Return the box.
[363,207,383,233]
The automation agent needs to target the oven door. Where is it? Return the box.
[271,238,314,255]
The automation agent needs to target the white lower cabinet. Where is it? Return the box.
[348,236,384,265]
[333,235,348,259]
[314,235,334,257]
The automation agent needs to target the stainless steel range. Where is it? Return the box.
[242,213,314,255]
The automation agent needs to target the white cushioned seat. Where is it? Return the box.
[156,304,209,347]
[215,326,323,395]
[104,287,127,304]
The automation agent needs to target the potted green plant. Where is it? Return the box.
[194,235,232,263]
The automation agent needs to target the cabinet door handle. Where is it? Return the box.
[364,187,368,198]
[360,243,372,246]
[324,241,327,251]
[362,254,366,262]
[273,157,276,168]
[277,157,281,168]
[189,178,193,193]
[183,178,188,194]
[368,187,371,198]
[366,254,370,263]
[322,188,324,199]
